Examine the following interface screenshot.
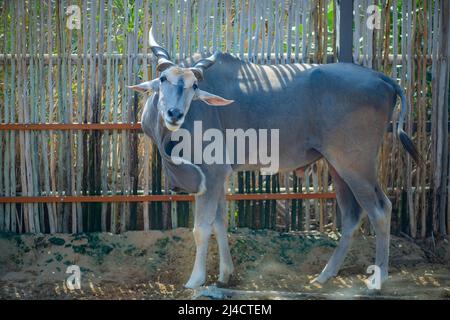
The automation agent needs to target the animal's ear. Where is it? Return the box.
[127,79,159,93]
[195,89,234,106]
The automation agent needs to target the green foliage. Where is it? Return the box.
[71,233,114,264]
[154,237,170,258]
[48,237,66,246]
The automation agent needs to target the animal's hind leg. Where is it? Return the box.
[213,188,234,285]
[350,180,391,283]
[365,183,392,282]
[315,165,365,284]
[324,156,392,284]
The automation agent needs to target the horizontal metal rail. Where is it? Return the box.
[0,123,142,131]
[0,122,447,132]
[0,193,336,203]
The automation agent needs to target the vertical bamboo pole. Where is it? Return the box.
[399,0,408,233]
[198,0,204,54]
[435,0,449,235]
[247,0,253,62]
[233,0,239,55]
[301,0,308,62]
[17,0,35,233]
[7,0,18,233]
[294,0,300,63]
[185,0,192,58]
[390,0,399,225]
[179,0,185,61]
[284,173,291,231]
[37,0,52,233]
[2,1,11,232]
[64,0,77,234]
[96,0,106,231]
[430,0,439,235]
[322,0,328,64]
[56,0,68,233]
[30,1,42,233]
[327,0,334,61]
[16,1,25,232]
[274,0,280,64]
[291,173,298,230]
[120,0,130,232]
[253,0,261,63]
[205,0,211,54]
[260,0,267,64]
[312,1,319,63]
[304,168,310,231]
[100,0,114,232]
[10,0,17,233]
[419,0,428,238]
[212,0,218,54]
[406,0,415,237]
[86,0,98,231]
[225,0,231,53]
[239,0,245,59]
[110,57,120,233]
[286,0,293,63]
[142,0,150,231]
[75,0,84,233]
[81,0,89,232]
[266,0,274,62]
[130,0,141,230]
[309,3,314,62]
[0,1,5,232]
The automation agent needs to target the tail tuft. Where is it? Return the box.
[384,74,424,167]
[398,129,423,166]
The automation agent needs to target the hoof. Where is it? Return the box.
[184,278,205,289]
[217,270,233,286]
[215,280,230,288]
[313,272,333,284]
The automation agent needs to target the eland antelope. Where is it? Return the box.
[129,28,421,289]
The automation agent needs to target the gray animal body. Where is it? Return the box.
[130,29,420,289]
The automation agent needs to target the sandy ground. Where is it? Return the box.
[0,228,449,300]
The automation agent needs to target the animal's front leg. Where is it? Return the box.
[214,195,234,285]
[185,223,213,288]
[185,192,218,289]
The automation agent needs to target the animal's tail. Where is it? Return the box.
[388,78,423,166]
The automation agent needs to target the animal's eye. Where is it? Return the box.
[193,83,198,90]
[160,76,167,82]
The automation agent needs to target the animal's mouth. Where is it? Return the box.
[159,109,183,131]
[164,118,183,131]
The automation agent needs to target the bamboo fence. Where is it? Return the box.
[0,0,448,238]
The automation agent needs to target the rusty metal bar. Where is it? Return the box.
[1,122,445,132]
[0,123,142,131]
[0,193,336,203]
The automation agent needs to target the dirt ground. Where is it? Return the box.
[0,228,449,300]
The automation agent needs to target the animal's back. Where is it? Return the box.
[198,54,396,135]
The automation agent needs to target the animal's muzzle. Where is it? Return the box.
[167,108,184,124]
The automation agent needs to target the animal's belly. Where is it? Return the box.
[231,148,322,174]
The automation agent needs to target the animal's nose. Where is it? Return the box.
[167,108,184,122]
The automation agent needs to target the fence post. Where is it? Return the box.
[336,0,354,62]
